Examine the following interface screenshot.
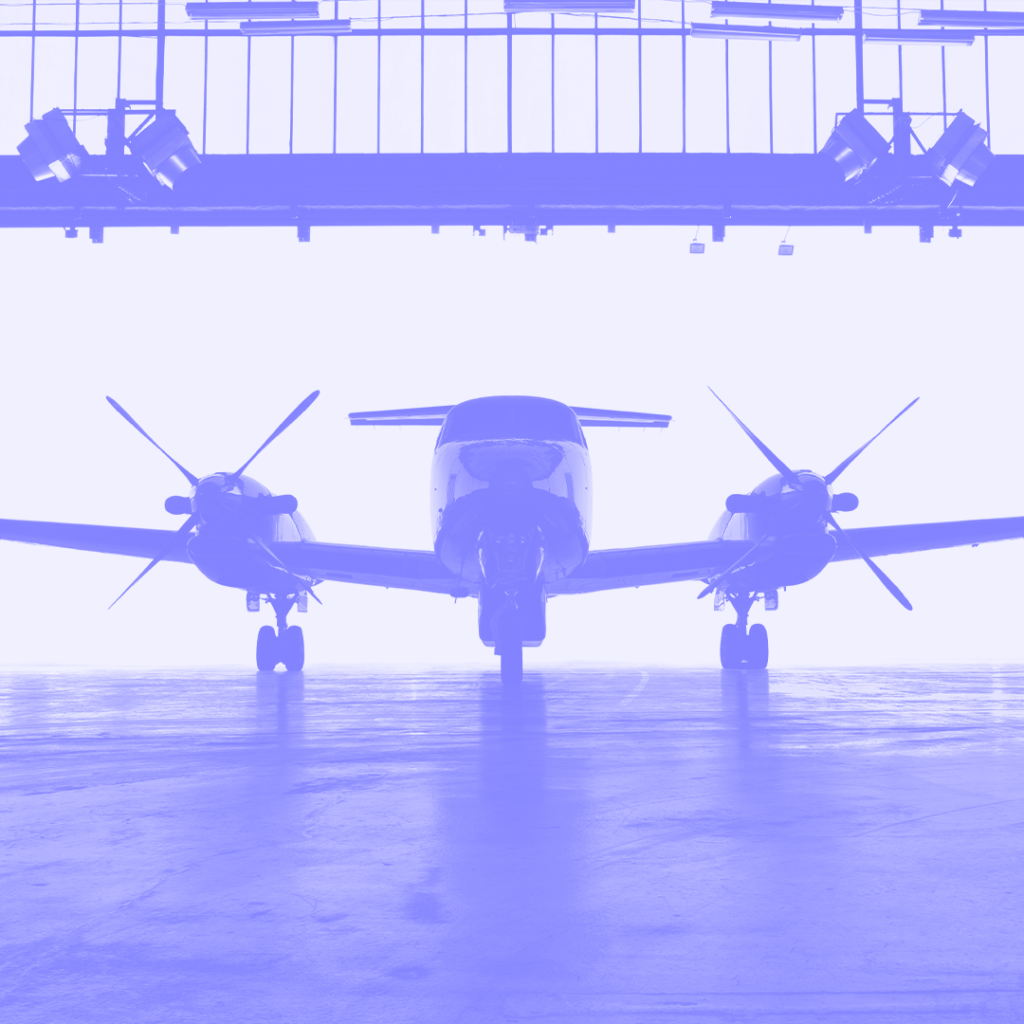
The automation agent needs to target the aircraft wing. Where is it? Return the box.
[830,516,1024,560]
[548,540,751,595]
[0,519,193,562]
[271,541,471,596]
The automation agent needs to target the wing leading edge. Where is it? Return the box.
[0,519,193,562]
[830,517,1024,561]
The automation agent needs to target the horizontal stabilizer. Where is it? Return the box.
[349,406,454,426]
[570,407,672,428]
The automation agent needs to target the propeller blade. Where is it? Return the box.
[108,513,199,610]
[229,390,320,482]
[824,398,920,485]
[708,388,799,484]
[697,536,768,599]
[107,397,199,487]
[826,512,913,610]
[249,534,323,604]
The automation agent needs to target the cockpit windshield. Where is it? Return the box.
[437,397,586,447]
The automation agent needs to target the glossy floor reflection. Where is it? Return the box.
[3,666,1023,1022]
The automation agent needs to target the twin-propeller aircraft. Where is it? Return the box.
[1,392,1021,680]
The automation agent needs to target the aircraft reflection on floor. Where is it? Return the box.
[0,392,1022,674]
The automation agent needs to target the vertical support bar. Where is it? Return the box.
[246,35,252,153]
[289,37,295,154]
[332,0,338,154]
[725,37,730,153]
[29,0,36,119]
[940,0,947,127]
[202,29,209,153]
[897,0,903,101]
[854,0,864,111]
[117,0,123,98]
[420,0,425,153]
[507,15,513,152]
[376,0,381,153]
[811,3,817,150]
[638,0,643,154]
[682,22,687,152]
[551,15,556,152]
[768,37,773,153]
[156,0,166,108]
[73,0,80,133]
[464,0,468,153]
[594,15,599,153]
[984,0,992,148]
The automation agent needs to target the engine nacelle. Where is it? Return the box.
[258,494,299,515]
[830,492,859,512]
[165,495,192,515]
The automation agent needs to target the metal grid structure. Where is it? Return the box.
[1,0,1023,229]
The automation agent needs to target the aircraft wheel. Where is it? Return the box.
[256,625,279,671]
[720,624,744,669]
[500,639,524,685]
[282,625,305,672]
[746,623,769,670]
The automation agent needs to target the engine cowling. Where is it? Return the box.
[830,492,859,512]
[725,493,769,514]
[165,495,192,515]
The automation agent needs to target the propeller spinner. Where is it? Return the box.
[709,389,919,610]
[105,391,320,608]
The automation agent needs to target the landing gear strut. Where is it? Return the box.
[719,593,769,670]
[255,594,305,671]
[492,596,524,685]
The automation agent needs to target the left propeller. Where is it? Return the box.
[105,390,320,608]
[710,389,918,610]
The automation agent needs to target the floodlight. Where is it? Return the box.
[926,111,993,186]
[504,0,633,10]
[690,242,705,254]
[710,1,843,20]
[690,21,802,39]
[239,18,351,33]
[127,111,201,189]
[863,28,975,44]
[918,9,1024,26]
[819,110,890,182]
[17,108,88,183]
[186,2,319,19]
[778,243,794,255]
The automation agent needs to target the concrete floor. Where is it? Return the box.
[2,665,1023,1023]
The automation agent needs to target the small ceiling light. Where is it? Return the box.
[710,1,843,19]
[186,1,319,19]
[778,243,794,255]
[239,17,351,33]
[690,21,802,39]
[864,28,975,44]
[17,108,88,183]
[819,109,890,182]
[926,111,993,187]
[690,241,705,254]
[918,9,1024,26]
[127,111,201,189]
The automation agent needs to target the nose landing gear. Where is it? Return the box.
[255,594,306,671]
[719,593,769,670]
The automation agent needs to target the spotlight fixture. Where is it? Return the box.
[926,111,993,187]
[17,108,88,183]
[127,111,201,189]
[185,1,319,18]
[819,110,890,182]
[710,1,843,19]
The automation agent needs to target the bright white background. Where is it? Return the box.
[0,222,1020,668]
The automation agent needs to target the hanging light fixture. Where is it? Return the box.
[926,111,994,187]
[126,111,201,189]
[17,109,88,183]
[819,110,890,182]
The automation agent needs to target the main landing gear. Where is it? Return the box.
[255,594,305,671]
[719,593,769,670]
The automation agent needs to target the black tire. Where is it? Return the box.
[282,625,305,671]
[746,623,769,669]
[500,639,524,684]
[720,624,744,669]
[256,625,279,671]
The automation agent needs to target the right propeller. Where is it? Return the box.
[710,389,919,610]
